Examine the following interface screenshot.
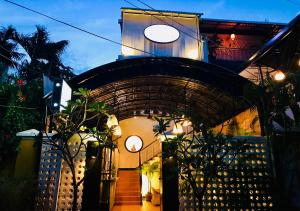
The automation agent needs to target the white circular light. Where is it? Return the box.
[274,70,286,81]
[55,82,61,87]
[125,135,143,152]
[53,102,59,107]
[144,24,180,43]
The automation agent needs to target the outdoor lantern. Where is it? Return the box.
[182,119,192,127]
[173,122,183,134]
[187,49,199,60]
[121,46,134,56]
[274,70,286,81]
[230,33,236,40]
[112,125,122,136]
[107,114,119,128]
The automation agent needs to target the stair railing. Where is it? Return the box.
[140,139,162,165]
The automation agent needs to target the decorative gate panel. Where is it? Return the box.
[179,137,273,210]
[56,139,86,210]
[35,136,62,211]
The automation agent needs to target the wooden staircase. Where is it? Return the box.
[114,169,142,205]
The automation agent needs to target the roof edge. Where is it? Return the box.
[121,7,203,17]
[238,13,300,72]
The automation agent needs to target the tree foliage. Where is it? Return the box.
[43,88,115,210]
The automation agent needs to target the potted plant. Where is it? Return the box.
[141,161,159,201]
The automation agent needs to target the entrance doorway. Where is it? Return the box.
[112,117,162,211]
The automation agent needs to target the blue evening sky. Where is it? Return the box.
[1,0,299,74]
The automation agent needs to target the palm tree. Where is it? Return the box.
[14,25,74,80]
[0,26,23,82]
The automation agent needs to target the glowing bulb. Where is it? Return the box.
[112,125,122,136]
[107,115,119,128]
[121,46,134,56]
[55,82,61,87]
[173,123,183,134]
[274,70,286,81]
[230,33,235,40]
[182,120,192,127]
[187,49,199,60]
[53,102,59,107]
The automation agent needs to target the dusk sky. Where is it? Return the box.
[1,0,299,74]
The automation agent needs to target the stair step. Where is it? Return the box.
[115,191,140,196]
[116,183,140,186]
[118,178,140,182]
[116,186,140,190]
[115,196,141,201]
[118,180,140,185]
[116,187,140,192]
[115,170,142,205]
[114,201,141,205]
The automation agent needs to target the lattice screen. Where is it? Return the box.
[179,137,273,210]
[35,137,62,211]
[56,140,86,210]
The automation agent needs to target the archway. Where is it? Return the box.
[69,57,253,210]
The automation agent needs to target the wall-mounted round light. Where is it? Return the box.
[144,24,180,43]
[125,135,143,153]
[274,70,286,81]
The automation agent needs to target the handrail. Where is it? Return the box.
[138,151,142,205]
[140,139,159,152]
[139,139,161,165]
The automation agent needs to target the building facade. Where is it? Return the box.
[30,8,300,211]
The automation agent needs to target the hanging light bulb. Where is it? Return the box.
[274,70,286,81]
[173,123,183,134]
[106,115,119,128]
[230,33,235,40]
[112,125,122,136]
[182,120,192,127]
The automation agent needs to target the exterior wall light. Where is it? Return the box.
[53,102,59,107]
[274,70,286,81]
[112,125,122,137]
[107,114,119,128]
[187,49,199,60]
[172,122,183,134]
[230,33,236,40]
[121,46,134,56]
[55,82,61,87]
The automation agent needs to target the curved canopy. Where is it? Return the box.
[70,57,251,125]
